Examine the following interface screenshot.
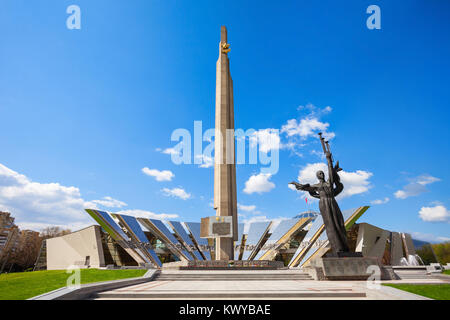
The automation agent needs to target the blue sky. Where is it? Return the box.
[0,0,449,242]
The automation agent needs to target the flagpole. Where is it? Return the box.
[305,197,309,213]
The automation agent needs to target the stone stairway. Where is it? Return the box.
[153,270,313,281]
[93,270,367,299]
[392,266,433,280]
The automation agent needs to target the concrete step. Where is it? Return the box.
[155,277,313,281]
[154,274,313,278]
[154,273,313,281]
[95,290,365,299]
[394,271,431,280]
[92,276,366,300]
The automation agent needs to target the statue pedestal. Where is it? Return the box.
[308,256,381,280]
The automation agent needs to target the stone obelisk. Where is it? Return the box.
[214,26,238,260]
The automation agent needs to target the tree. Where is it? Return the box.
[10,231,42,270]
[416,244,438,265]
[432,242,450,264]
[40,226,72,240]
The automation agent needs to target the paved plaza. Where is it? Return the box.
[93,270,449,300]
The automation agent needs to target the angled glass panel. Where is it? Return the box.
[268,219,300,244]
[184,222,211,260]
[253,219,300,260]
[298,232,328,266]
[149,219,178,244]
[234,223,244,260]
[115,214,162,267]
[91,209,130,240]
[296,207,369,267]
[85,209,148,264]
[148,219,192,261]
[170,221,204,260]
[288,215,325,267]
[241,221,271,260]
[237,223,244,244]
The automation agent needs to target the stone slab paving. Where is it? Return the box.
[96,280,365,299]
[94,270,448,300]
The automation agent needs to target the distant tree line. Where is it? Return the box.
[40,226,72,240]
[432,242,450,264]
[0,226,71,273]
[416,241,450,265]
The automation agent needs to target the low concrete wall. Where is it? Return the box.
[46,225,105,270]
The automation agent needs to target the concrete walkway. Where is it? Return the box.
[92,270,447,300]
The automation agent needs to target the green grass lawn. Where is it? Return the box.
[0,269,147,300]
[443,270,450,275]
[383,284,450,300]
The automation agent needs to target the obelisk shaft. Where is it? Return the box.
[214,26,238,260]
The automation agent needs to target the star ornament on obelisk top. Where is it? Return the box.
[214,26,238,260]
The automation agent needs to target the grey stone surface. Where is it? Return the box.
[214,26,238,260]
[390,232,403,266]
[355,223,390,259]
[426,263,443,274]
[310,257,381,280]
[93,269,446,300]
[402,233,416,256]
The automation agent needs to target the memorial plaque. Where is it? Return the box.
[212,222,231,235]
[200,216,233,238]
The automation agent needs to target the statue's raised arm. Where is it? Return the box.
[318,133,333,184]
[289,182,320,199]
[326,151,334,187]
[332,160,344,196]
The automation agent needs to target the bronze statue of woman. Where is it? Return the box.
[290,145,350,256]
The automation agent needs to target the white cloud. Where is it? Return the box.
[419,205,450,223]
[281,118,335,140]
[297,103,332,116]
[370,197,390,205]
[89,196,127,208]
[142,167,174,182]
[409,231,450,243]
[157,148,180,156]
[279,104,335,157]
[243,173,275,194]
[416,175,441,185]
[116,209,179,220]
[195,155,214,168]
[0,163,92,230]
[161,187,191,200]
[394,174,440,199]
[310,149,325,159]
[238,203,256,212]
[0,163,183,232]
[296,162,372,199]
[250,129,280,153]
